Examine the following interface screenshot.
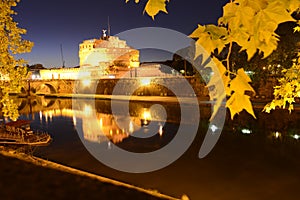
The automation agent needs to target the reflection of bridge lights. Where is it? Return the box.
[241,128,252,135]
[210,124,218,133]
[73,115,77,126]
[142,108,151,120]
[140,78,151,86]
[293,134,300,140]
[129,121,134,133]
[49,112,53,122]
[82,79,91,87]
[141,108,151,127]
[39,111,42,122]
[108,141,112,150]
[99,118,103,128]
[273,131,282,139]
[159,124,163,136]
[83,105,92,116]
[45,112,48,123]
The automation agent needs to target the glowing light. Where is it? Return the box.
[83,104,92,116]
[158,124,163,136]
[241,128,252,134]
[99,118,103,128]
[143,109,151,120]
[274,131,281,139]
[141,108,151,126]
[140,78,151,86]
[39,111,42,122]
[129,121,134,133]
[245,71,254,75]
[108,141,112,150]
[45,112,48,123]
[293,134,300,140]
[210,124,218,133]
[82,79,91,87]
[49,112,53,122]
[73,115,77,126]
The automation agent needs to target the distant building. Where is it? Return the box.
[79,30,140,69]
[29,30,176,80]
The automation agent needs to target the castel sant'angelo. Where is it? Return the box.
[35,30,140,80]
[79,29,140,69]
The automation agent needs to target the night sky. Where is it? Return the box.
[14,0,228,68]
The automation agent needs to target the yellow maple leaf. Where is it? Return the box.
[226,92,256,119]
[230,68,255,94]
[294,26,300,33]
[144,0,169,20]
[226,68,256,119]
[285,0,300,13]
[237,0,268,11]
[206,58,228,120]
[190,25,227,60]
[125,0,140,3]
[262,1,295,25]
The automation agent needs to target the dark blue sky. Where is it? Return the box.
[14,0,228,68]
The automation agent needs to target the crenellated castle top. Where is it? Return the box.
[79,30,140,69]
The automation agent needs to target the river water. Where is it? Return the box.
[16,97,300,200]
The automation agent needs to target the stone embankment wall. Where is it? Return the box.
[93,77,275,100]
[93,77,209,97]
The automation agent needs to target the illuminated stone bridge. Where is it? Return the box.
[22,79,75,96]
[20,77,210,97]
[17,75,278,100]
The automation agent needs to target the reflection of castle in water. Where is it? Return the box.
[17,97,300,146]
[16,97,163,144]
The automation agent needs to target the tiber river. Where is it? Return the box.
[15,96,300,200]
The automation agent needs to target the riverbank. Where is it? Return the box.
[0,146,181,200]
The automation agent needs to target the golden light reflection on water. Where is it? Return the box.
[159,124,163,136]
[129,121,134,134]
[38,105,164,144]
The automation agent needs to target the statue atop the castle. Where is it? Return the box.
[101,29,109,40]
[102,29,107,38]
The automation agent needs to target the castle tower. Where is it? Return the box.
[78,30,140,69]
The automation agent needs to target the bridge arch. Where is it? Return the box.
[35,83,57,94]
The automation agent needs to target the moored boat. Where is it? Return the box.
[0,120,51,146]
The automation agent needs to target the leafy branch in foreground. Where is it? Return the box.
[0,0,34,120]
[190,0,299,120]
[264,52,300,113]
[127,0,300,120]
